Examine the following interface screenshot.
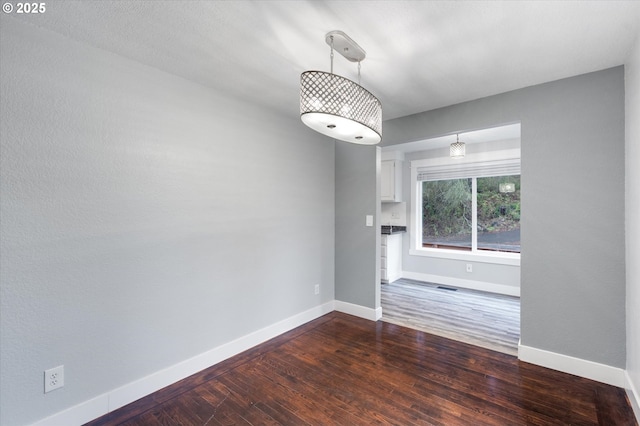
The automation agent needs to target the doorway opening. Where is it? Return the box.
[379,123,521,355]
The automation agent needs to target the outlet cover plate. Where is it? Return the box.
[44,365,64,393]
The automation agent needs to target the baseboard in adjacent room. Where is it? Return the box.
[518,343,625,388]
[402,271,520,297]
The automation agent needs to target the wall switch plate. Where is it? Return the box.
[315,284,320,295]
[466,264,473,273]
[44,365,64,393]
[365,215,373,227]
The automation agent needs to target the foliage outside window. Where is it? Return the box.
[422,175,520,253]
[422,178,472,250]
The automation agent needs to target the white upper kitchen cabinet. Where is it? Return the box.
[381,159,402,202]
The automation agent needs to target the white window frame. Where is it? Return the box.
[409,149,521,266]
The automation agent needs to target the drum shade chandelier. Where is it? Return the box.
[300,31,382,145]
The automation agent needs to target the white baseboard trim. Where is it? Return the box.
[334,300,382,321]
[31,301,335,426]
[626,371,640,424]
[518,343,625,387]
[30,395,108,426]
[402,271,520,297]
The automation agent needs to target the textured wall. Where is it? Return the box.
[383,67,626,368]
[0,18,334,425]
[626,33,640,416]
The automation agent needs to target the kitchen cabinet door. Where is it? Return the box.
[381,233,402,283]
[381,160,402,202]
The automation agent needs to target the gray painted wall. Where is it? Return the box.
[625,34,640,415]
[335,144,381,309]
[0,18,335,425]
[383,67,626,368]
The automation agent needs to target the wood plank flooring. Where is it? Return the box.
[84,312,637,426]
[382,278,520,356]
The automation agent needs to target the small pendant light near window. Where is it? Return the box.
[300,31,382,145]
[499,183,516,193]
[450,134,466,158]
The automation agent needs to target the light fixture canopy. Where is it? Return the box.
[450,134,466,158]
[300,31,382,145]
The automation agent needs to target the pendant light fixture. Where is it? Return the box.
[450,134,466,158]
[300,31,382,145]
[499,182,516,193]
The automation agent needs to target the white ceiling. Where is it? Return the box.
[10,1,640,122]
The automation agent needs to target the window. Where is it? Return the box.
[477,176,520,253]
[421,176,520,253]
[412,150,521,260]
[422,178,472,250]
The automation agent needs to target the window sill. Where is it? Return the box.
[409,247,520,266]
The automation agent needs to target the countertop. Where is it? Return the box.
[381,225,407,235]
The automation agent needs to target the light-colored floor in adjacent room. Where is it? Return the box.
[381,278,520,356]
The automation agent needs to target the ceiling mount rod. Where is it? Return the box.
[325,30,366,63]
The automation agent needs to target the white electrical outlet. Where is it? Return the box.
[314,284,320,295]
[44,365,64,393]
[466,264,473,273]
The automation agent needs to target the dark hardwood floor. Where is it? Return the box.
[85,312,637,426]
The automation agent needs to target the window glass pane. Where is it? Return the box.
[477,175,520,253]
[422,178,472,251]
